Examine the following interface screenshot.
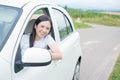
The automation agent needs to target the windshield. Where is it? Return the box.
[0,5,21,50]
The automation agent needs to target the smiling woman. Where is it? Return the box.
[20,15,62,60]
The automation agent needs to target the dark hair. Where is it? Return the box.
[29,15,52,47]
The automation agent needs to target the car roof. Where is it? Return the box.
[0,0,56,8]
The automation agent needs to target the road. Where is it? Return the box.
[78,23,120,80]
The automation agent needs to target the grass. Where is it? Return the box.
[71,17,92,29]
[108,54,120,80]
[65,8,120,28]
[74,22,91,29]
[81,16,120,27]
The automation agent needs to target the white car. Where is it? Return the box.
[0,0,82,80]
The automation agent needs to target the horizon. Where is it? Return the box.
[45,0,120,11]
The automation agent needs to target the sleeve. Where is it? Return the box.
[20,34,30,55]
[20,35,26,49]
[46,35,56,45]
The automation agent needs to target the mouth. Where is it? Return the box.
[39,31,46,36]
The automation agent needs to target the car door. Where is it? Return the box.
[49,7,81,80]
[12,6,62,80]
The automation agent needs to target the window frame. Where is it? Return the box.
[51,8,73,41]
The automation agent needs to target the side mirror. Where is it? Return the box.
[22,48,52,67]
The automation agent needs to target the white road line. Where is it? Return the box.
[83,41,100,45]
[113,44,120,51]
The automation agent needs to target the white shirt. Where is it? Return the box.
[20,33,55,54]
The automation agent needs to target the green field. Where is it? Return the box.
[65,8,120,28]
[108,54,120,80]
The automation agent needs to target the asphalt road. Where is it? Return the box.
[78,23,120,80]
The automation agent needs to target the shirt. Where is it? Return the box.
[20,33,55,54]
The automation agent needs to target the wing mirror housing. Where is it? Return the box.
[22,48,52,67]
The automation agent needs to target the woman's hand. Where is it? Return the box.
[48,44,62,60]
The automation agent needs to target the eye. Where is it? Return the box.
[46,27,50,30]
[40,25,44,28]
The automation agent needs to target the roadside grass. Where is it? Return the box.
[71,17,92,29]
[108,54,120,80]
[66,8,120,28]
[81,16,120,27]
[74,22,92,29]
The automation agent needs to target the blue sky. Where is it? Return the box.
[45,0,120,11]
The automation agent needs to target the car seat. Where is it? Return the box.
[24,19,36,34]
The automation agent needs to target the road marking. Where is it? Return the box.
[114,44,120,51]
[83,41,100,45]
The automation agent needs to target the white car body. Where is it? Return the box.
[0,0,82,80]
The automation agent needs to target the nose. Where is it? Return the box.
[42,27,47,32]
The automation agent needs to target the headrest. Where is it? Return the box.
[24,19,36,34]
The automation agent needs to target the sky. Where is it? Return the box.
[45,0,120,11]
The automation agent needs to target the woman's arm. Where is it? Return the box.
[48,44,62,60]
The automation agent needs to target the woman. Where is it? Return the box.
[21,15,62,60]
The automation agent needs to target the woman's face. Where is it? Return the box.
[35,21,51,39]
